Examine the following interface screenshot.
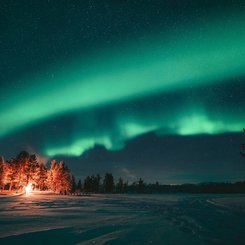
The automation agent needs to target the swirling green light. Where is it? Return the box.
[1,11,245,140]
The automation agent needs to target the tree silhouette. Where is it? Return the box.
[103,173,114,193]
[71,175,76,194]
[116,178,124,193]
[95,174,101,193]
[241,128,245,158]
[76,179,82,192]
[84,175,92,192]
[83,174,101,193]
[137,178,145,193]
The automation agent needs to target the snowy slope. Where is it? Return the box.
[0,193,245,244]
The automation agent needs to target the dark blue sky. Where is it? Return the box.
[0,0,244,183]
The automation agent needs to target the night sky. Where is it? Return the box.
[0,0,244,183]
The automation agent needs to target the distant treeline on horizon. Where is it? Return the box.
[81,174,245,194]
[0,151,245,195]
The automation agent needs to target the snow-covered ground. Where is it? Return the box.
[0,193,245,245]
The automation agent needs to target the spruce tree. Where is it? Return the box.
[103,173,114,193]
[77,179,82,192]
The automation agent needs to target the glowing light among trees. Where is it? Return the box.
[0,151,73,195]
[25,183,33,195]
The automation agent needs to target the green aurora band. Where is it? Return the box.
[45,112,244,157]
[1,12,245,156]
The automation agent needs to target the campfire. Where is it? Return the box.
[25,183,33,195]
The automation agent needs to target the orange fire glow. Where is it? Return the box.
[25,183,33,195]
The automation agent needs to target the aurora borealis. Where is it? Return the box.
[0,0,244,183]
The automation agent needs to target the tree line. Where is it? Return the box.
[1,150,245,195]
[0,151,130,194]
[0,151,73,194]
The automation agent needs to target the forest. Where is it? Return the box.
[0,151,72,194]
[0,150,245,195]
